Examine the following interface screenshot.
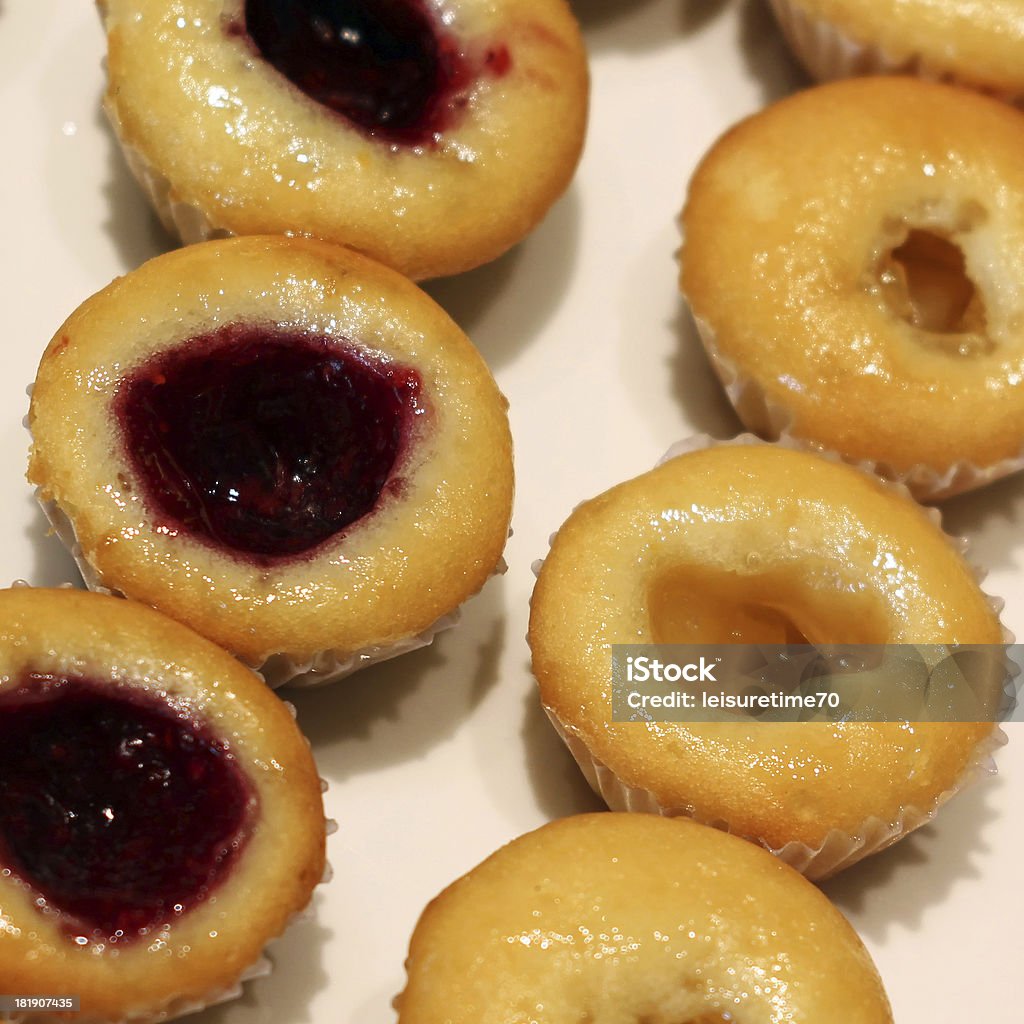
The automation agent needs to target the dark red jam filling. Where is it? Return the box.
[116,325,421,562]
[0,675,254,944]
[240,0,510,145]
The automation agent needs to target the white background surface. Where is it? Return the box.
[2,1,1022,1020]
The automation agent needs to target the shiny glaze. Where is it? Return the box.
[117,324,421,562]
[0,674,254,943]
[242,0,510,145]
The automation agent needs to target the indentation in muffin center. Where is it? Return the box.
[876,227,992,354]
[116,324,423,562]
[0,674,255,944]
[647,565,890,646]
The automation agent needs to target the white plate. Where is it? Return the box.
[2,1,1021,1020]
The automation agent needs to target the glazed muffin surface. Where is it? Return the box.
[783,0,1024,96]
[101,0,589,279]
[397,814,893,1023]
[28,236,514,669]
[0,587,325,1021]
[529,444,1002,855]
[682,77,1024,490]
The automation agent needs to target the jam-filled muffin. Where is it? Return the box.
[397,814,894,1023]
[28,236,514,685]
[99,0,589,280]
[681,77,1024,498]
[529,441,1005,877]
[768,0,1024,100]
[0,586,326,1022]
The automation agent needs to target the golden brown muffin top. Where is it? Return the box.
[398,813,893,1024]
[530,443,1002,850]
[0,586,325,1021]
[29,236,513,665]
[102,0,589,279]
[682,77,1024,483]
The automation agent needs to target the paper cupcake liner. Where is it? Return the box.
[766,0,1023,103]
[111,955,273,1024]
[34,490,492,687]
[532,433,1014,880]
[544,707,1006,881]
[686,312,1024,501]
[98,0,223,249]
[256,602,467,688]
[104,99,227,247]
[1,588,335,1024]
[117,133,227,246]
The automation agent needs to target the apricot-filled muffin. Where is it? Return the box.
[681,77,1024,497]
[397,814,894,1023]
[768,0,1024,99]
[529,441,1004,877]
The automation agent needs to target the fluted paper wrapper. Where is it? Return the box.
[544,706,1006,881]
[113,130,228,247]
[532,433,1012,880]
[688,312,1024,500]
[98,0,228,251]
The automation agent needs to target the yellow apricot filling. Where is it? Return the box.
[869,215,993,358]
[529,443,1003,857]
[680,77,1024,485]
[648,562,891,646]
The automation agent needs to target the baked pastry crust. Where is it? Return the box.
[396,813,893,1023]
[681,77,1024,488]
[529,443,1002,852]
[28,236,513,669]
[0,586,325,1023]
[785,0,1024,96]
[100,0,589,280]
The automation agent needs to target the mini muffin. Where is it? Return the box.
[681,76,1024,498]
[529,441,1005,878]
[0,586,326,1023]
[28,236,514,685]
[768,0,1024,99]
[99,0,589,280]
[396,813,894,1023]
